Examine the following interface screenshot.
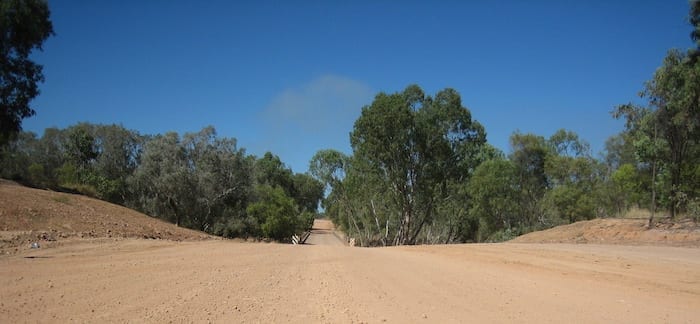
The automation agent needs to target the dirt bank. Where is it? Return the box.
[511,218,700,247]
[0,180,213,255]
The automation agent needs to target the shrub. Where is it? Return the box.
[246,185,300,241]
[27,163,48,188]
[688,198,700,223]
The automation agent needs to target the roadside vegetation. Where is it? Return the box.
[0,125,324,241]
[1,0,698,244]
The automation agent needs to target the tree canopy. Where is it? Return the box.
[1,1,699,245]
[0,124,323,242]
[0,0,54,144]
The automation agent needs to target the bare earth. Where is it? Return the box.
[0,180,213,256]
[512,217,700,247]
[1,182,699,323]
[1,224,698,323]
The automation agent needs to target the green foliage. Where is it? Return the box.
[1,123,322,241]
[509,132,551,225]
[545,186,595,223]
[316,86,622,245]
[255,152,293,189]
[299,211,316,231]
[607,164,636,213]
[603,133,637,171]
[0,0,54,145]
[688,198,700,223]
[255,152,323,214]
[466,159,519,241]
[27,162,46,187]
[291,173,324,213]
[129,130,218,228]
[614,49,700,218]
[310,149,348,188]
[347,85,485,245]
[485,227,522,243]
[55,162,79,187]
[247,185,299,241]
[66,125,99,168]
[0,131,35,180]
[544,138,598,223]
[472,134,597,237]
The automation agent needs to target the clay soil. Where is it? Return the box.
[0,180,213,255]
[1,181,699,323]
[511,217,700,247]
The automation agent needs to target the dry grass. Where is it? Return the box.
[621,207,653,219]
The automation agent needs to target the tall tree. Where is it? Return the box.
[246,185,299,241]
[255,152,293,192]
[615,49,700,219]
[509,132,550,226]
[129,132,193,227]
[0,130,37,180]
[349,85,485,245]
[466,158,519,242]
[603,133,637,174]
[0,0,54,144]
[91,124,143,203]
[544,129,598,223]
[181,126,251,232]
[290,173,324,213]
[690,0,700,60]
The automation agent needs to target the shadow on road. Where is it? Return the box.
[305,219,345,246]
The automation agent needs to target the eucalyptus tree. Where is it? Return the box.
[255,151,323,214]
[466,158,519,241]
[87,124,144,203]
[508,132,550,226]
[544,129,598,223]
[0,0,54,144]
[0,131,38,181]
[614,49,700,221]
[128,132,193,227]
[181,127,252,232]
[349,85,485,245]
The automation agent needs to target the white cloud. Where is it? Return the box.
[258,75,374,172]
[264,75,373,133]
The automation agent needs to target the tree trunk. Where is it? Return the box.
[649,160,657,228]
[168,196,180,227]
[370,199,386,246]
[648,122,658,228]
[669,163,681,219]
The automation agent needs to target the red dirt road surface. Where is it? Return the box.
[1,182,699,323]
[1,226,698,323]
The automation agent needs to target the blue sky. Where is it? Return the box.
[27,1,693,173]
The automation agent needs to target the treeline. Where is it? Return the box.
[0,125,323,241]
[1,49,697,246]
[308,3,700,246]
[311,68,699,245]
[1,4,698,247]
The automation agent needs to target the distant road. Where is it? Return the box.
[304,219,345,246]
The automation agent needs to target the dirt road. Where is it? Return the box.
[304,219,345,246]
[1,222,698,323]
